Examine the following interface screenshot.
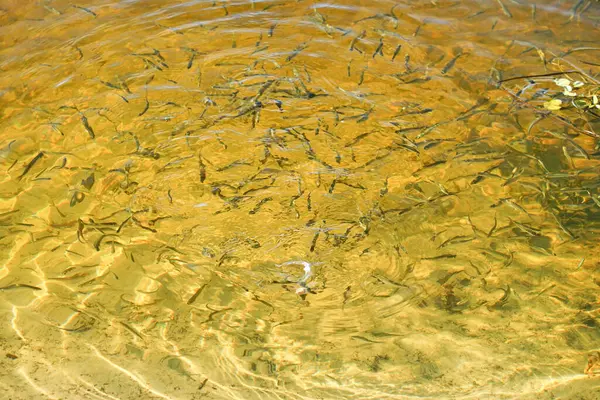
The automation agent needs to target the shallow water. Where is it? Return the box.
[1,0,600,399]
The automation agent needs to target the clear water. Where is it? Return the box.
[1,0,600,398]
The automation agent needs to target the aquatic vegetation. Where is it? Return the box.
[544,77,600,112]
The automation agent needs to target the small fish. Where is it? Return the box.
[467,10,486,18]
[252,45,269,55]
[338,180,366,190]
[437,235,474,249]
[349,30,366,53]
[413,23,423,37]
[249,197,273,214]
[379,178,388,197]
[198,154,207,183]
[0,139,16,158]
[99,80,120,90]
[286,43,308,62]
[342,286,351,308]
[345,131,373,147]
[358,67,367,85]
[328,179,337,194]
[310,230,320,252]
[441,52,465,74]
[187,52,196,69]
[391,44,401,61]
[422,254,457,260]
[488,216,498,237]
[0,284,42,291]
[72,5,97,17]
[18,152,45,181]
[142,58,162,71]
[187,284,206,305]
[119,321,144,340]
[490,285,512,309]
[80,114,95,139]
[351,335,382,344]
[496,0,512,18]
[373,38,384,59]
[139,97,149,116]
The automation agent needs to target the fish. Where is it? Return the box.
[139,97,149,116]
[441,52,465,74]
[80,114,95,138]
[187,52,196,69]
[18,152,45,181]
[249,197,273,214]
[0,283,42,291]
[496,0,512,18]
[349,30,366,53]
[488,216,498,237]
[286,43,308,62]
[351,335,382,344]
[327,179,337,194]
[345,131,374,147]
[413,23,423,37]
[379,178,389,197]
[437,235,475,249]
[119,321,144,340]
[198,155,207,183]
[392,44,401,61]
[358,67,367,85]
[187,284,207,305]
[72,5,97,17]
[252,45,269,55]
[198,378,208,391]
[422,254,457,260]
[310,231,320,252]
[373,38,384,59]
[337,180,366,190]
[99,80,120,90]
[342,286,351,309]
[568,0,585,21]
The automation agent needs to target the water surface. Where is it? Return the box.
[1,0,600,399]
